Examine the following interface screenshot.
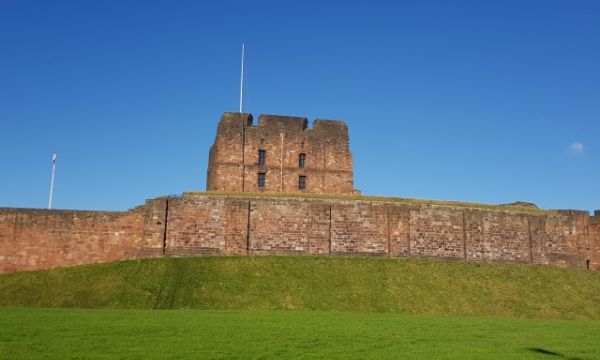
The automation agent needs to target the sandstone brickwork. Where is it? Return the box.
[206,112,355,195]
[2,193,597,274]
[588,211,599,270]
[0,207,145,274]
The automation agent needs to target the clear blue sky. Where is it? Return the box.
[1,0,598,212]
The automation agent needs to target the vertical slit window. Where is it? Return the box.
[258,173,266,188]
[258,150,266,166]
[299,153,306,168]
[299,175,306,190]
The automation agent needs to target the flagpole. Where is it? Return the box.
[48,153,56,209]
[239,43,244,113]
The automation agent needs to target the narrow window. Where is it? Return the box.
[258,173,266,188]
[258,150,266,166]
[587,260,591,270]
[299,175,306,190]
[299,153,306,168]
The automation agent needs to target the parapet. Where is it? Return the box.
[218,112,253,129]
[313,119,348,130]
[219,112,348,134]
[556,209,590,216]
[215,112,350,140]
[311,119,349,137]
[257,114,308,132]
[592,210,600,223]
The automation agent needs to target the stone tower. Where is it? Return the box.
[206,112,355,195]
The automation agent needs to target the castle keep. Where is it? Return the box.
[0,112,598,274]
[206,112,355,195]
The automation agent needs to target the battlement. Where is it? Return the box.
[217,112,253,130]
[556,209,591,217]
[207,112,355,195]
[313,119,348,131]
[594,210,600,220]
[217,112,348,135]
[256,114,308,131]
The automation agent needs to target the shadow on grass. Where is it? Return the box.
[526,348,583,360]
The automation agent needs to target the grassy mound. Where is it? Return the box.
[1,256,599,319]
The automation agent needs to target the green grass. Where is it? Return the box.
[1,256,599,319]
[185,191,556,214]
[1,308,599,359]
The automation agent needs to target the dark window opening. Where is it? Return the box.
[587,260,591,270]
[299,175,306,190]
[258,173,266,188]
[299,153,306,168]
[258,150,266,166]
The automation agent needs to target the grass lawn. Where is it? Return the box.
[1,308,599,359]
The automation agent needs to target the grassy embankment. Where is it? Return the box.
[1,256,598,319]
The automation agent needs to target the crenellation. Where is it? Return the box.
[257,114,308,131]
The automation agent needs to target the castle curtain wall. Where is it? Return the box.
[1,194,596,274]
[0,208,146,273]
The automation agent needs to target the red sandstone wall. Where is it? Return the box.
[165,196,228,256]
[224,199,250,255]
[0,207,146,273]
[1,194,597,274]
[162,195,593,270]
[206,113,249,192]
[249,199,330,255]
[589,212,599,270]
[410,207,465,260]
[331,202,388,255]
[387,205,412,257]
[141,198,168,257]
[534,212,587,268]
[481,211,530,263]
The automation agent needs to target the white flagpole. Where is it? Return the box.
[239,43,244,113]
[48,153,57,209]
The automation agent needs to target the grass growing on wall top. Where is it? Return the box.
[1,256,599,319]
[183,191,558,214]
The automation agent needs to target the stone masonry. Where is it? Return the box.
[206,112,355,195]
[0,193,598,274]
